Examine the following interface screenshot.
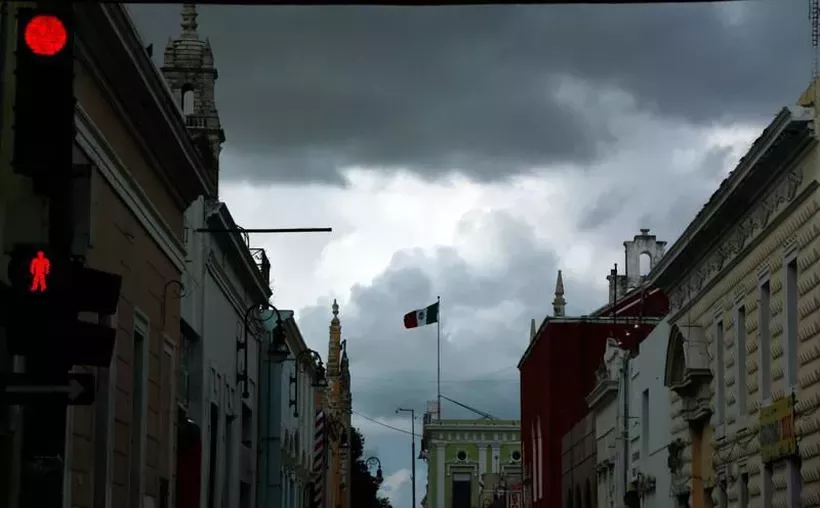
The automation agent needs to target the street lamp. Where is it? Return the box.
[396,408,417,508]
[237,302,289,398]
[365,456,384,485]
[289,348,328,417]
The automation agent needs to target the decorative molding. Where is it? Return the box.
[782,236,799,263]
[75,106,186,273]
[668,167,804,315]
[206,251,248,321]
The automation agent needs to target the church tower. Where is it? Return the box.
[162,3,225,196]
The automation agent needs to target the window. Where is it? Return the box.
[759,281,772,401]
[736,305,747,421]
[785,258,798,389]
[715,319,725,433]
[179,327,196,409]
[740,472,749,508]
[129,318,149,508]
[241,403,253,447]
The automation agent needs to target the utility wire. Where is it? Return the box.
[352,409,423,438]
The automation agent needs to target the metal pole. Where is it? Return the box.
[622,351,629,498]
[436,295,441,419]
[411,410,416,508]
[195,227,332,233]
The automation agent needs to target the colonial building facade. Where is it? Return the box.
[587,320,672,508]
[1,3,214,508]
[653,101,820,507]
[520,231,670,508]
[421,416,522,508]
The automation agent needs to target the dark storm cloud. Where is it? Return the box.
[294,209,605,422]
[128,1,806,184]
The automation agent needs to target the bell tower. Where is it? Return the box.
[161,3,225,196]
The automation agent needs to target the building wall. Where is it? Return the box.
[62,51,190,508]
[561,413,596,508]
[659,106,820,507]
[279,324,319,508]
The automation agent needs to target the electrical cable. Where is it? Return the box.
[352,409,422,438]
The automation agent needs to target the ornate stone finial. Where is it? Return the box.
[331,299,340,326]
[640,228,651,236]
[529,318,537,342]
[180,3,198,38]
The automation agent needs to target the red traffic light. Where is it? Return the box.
[23,14,67,56]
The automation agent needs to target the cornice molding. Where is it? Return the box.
[667,166,806,317]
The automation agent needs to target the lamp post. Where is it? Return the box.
[396,408,416,508]
[289,348,328,417]
[366,456,384,507]
[238,302,289,398]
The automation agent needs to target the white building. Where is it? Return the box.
[587,319,671,508]
[179,197,272,508]
[279,316,322,508]
[628,319,671,508]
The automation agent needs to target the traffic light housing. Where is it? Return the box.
[3,244,122,368]
[12,6,75,193]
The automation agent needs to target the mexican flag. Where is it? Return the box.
[403,301,439,329]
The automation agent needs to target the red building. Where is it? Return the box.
[518,230,670,508]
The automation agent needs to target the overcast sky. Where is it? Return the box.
[129,2,807,506]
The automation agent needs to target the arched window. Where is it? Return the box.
[182,86,195,115]
[639,252,652,276]
[576,485,582,508]
[585,479,592,508]
[567,488,573,508]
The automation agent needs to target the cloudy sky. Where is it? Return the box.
[130,1,808,506]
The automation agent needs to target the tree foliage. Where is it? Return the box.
[350,427,392,508]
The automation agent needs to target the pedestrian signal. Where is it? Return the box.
[29,250,51,293]
[7,244,53,296]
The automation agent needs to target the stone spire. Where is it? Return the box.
[552,270,566,317]
[327,299,342,377]
[161,2,225,197]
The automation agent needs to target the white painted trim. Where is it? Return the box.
[758,278,772,403]
[104,312,119,508]
[75,106,186,273]
[131,310,150,508]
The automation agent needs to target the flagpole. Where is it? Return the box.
[437,295,441,419]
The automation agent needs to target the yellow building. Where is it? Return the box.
[652,89,820,507]
[322,300,352,508]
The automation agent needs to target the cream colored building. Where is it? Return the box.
[651,93,820,508]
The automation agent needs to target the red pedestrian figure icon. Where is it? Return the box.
[29,250,50,293]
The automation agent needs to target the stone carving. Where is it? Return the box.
[669,166,804,314]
